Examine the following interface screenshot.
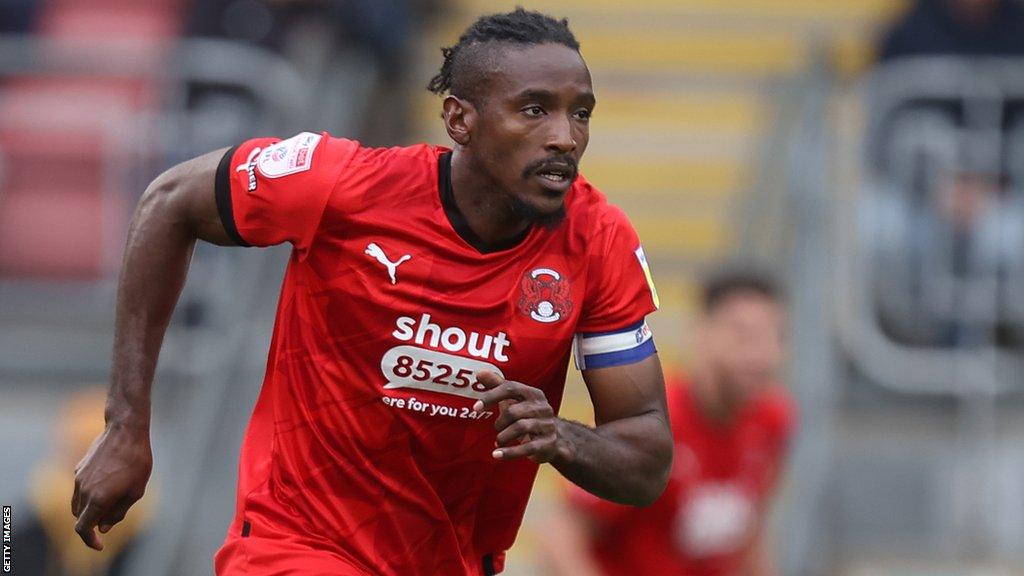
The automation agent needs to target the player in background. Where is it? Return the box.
[70,9,673,575]
[543,271,796,576]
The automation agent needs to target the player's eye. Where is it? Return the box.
[573,109,592,121]
[522,105,545,117]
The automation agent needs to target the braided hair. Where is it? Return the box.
[427,8,580,103]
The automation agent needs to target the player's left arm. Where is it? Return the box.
[558,354,672,505]
[474,353,672,506]
[474,203,671,505]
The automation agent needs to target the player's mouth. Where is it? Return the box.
[532,163,576,192]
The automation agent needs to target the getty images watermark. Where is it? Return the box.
[2,505,10,573]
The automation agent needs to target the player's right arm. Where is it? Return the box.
[73,133,355,550]
[72,148,235,551]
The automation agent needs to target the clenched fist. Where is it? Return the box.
[473,371,573,464]
[72,423,152,550]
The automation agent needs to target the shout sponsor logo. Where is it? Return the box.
[382,314,510,400]
[392,314,510,361]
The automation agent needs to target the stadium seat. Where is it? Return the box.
[0,186,125,279]
[0,0,184,280]
[39,0,183,41]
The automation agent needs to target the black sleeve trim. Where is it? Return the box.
[215,145,251,247]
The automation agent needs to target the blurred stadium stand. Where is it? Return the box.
[4,0,1024,575]
[0,1,310,574]
[830,55,1024,573]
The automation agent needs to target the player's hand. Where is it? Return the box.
[473,371,568,464]
[72,423,153,551]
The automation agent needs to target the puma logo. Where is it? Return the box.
[365,242,411,285]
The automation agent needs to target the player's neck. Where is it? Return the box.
[449,149,532,245]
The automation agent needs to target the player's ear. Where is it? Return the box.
[443,96,475,146]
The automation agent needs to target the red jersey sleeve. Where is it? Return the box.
[214,132,360,254]
[577,205,660,333]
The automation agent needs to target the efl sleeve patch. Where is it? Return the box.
[217,133,358,252]
[573,319,656,370]
[634,246,660,310]
[257,132,321,178]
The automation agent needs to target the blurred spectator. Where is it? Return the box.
[0,0,39,34]
[183,0,446,146]
[878,0,1024,62]
[542,271,796,576]
[185,0,283,50]
[12,387,152,576]
[871,148,1024,348]
[870,0,1024,349]
[182,0,287,150]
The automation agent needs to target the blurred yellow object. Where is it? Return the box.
[832,32,880,77]
[29,461,151,576]
[629,215,734,256]
[28,386,154,576]
[56,387,109,467]
[580,159,745,197]
[578,31,807,75]
[593,93,765,134]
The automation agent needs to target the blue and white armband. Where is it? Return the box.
[572,320,657,370]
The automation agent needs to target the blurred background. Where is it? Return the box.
[2,0,1023,574]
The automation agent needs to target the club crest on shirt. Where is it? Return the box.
[518,268,572,324]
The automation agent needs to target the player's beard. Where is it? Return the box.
[511,155,575,229]
[511,195,567,229]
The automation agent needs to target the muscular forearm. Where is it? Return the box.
[74,150,230,550]
[106,176,201,430]
[552,413,672,506]
[474,368,671,505]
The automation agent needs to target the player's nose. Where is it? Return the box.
[545,116,577,154]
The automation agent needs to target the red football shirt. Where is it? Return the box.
[568,376,795,576]
[210,133,660,575]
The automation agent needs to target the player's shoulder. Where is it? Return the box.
[314,135,448,200]
[323,134,444,172]
[565,173,635,237]
[248,131,434,171]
